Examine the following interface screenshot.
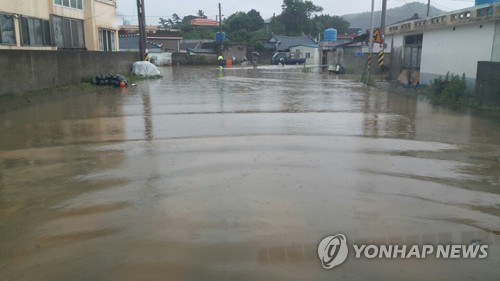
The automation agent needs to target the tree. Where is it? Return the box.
[197,10,206,18]
[225,10,264,34]
[311,14,350,36]
[247,9,265,32]
[172,13,181,22]
[171,13,181,27]
[269,15,286,35]
[225,12,252,33]
[280,0,323,35]
[158,17,170,29]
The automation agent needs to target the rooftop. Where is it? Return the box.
[265,35,317,51]
[386,2,500,35]
[289,44,319,48]
[119,34,162,52]
[190,18,219,27]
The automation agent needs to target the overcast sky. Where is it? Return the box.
[116,0,475,25]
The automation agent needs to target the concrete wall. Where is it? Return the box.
[493,20,500,61]
[420,21,496,86]
[475,61,500,106]
[389,47,403,80]
[388,34,404,80]
[172,53,217,65]
[324,48,390,74]
[223,44,247,64]
[342,52,369,74]
[0,50,137,96]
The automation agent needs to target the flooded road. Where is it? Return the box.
[1,66,500,280]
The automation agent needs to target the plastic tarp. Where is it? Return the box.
[131,61,161,77]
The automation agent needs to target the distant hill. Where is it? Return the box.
[342,2,444,30]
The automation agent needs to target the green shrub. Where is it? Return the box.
[430,72,467,102]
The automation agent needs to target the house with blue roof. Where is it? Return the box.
[264,35,317,52]
[288,44,320,65]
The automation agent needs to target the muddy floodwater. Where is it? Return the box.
[1,66,500,280]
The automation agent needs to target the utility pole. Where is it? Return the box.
[367,0,375,78]
[427,0,431,17]
[379,0,387,69]
[361,0,375,85]
[137,0,147,61]
[218,3,223,56]
[380,0,387,42]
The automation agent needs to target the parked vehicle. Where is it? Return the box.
[271,52,306,65]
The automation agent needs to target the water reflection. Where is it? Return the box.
[0,66,499,280]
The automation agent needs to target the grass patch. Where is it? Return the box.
[343,66,355,75]
[0,82,114,113]
[360,72,376,86]
[410,72,500,112]
[430,72,468,103]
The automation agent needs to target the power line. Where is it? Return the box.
[401,0,418,14]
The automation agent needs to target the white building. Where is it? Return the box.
[385,2,500,87]
[0,0,119,51]
[289,44,320,65]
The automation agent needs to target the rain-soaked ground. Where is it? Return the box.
[1,65,500,280]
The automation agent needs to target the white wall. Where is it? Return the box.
[291,46,319,65]
[0,0,51,19]
[0,0,117,51]
[84,0,119,51]
[420,21,496,82]
[390,34,404,50]
[493,20,500,62]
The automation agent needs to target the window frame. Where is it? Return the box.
[20,16,52,46]
[403,34,423,69]
[54,0,83,10]
[0,12,16,45]
[98,29,116,51]
[51,15,85,50]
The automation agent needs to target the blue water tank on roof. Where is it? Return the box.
[216,32,226,43]
[324,28,337,42]
[475,0,499,5]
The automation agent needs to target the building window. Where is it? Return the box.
[21,17,52,46]
[403,47,422,68]
[306,52,311,58]
[403,34,423,69]
[477,6,494,17]
[0,13,15,44]
[52,15,85,49]
[98,29,116,51]
[54,0,83,10]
